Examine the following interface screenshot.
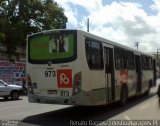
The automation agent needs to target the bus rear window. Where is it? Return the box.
[28,31,77,64]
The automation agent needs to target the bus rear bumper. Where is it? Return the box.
[28,89,107,106]
[28,94,85,105]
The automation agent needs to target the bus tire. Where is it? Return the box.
[145,80,152,95]
[3,97,8,100]
[120,85,128,105]
[149,79,153,88]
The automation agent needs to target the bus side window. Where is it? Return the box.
[126,51,134,70]
[114,47,126,69]
[85,38,103,69]
[142,55,152,70]
[114,48,119,69]
[85,41,91,63]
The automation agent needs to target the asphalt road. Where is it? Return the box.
[0,84,159,126]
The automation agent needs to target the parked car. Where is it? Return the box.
[0,79,23,100]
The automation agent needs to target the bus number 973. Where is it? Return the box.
[60,91,69,96]
[45,70,56,77]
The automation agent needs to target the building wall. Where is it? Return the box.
[0,60,26,85]
[0,43,26,85]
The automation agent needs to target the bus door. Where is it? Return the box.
[135,55,142,93]
[104,47,115,102]
[153,59,156,86]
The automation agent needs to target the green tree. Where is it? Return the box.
[43,0,67,29]
[0,0,67,60]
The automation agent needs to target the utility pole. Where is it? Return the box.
[87,18,89,32]
[135,42,139,50]
[157,48,160,60]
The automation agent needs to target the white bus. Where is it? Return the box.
[27,30,156,105]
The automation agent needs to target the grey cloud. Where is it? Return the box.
[120,16,157,36]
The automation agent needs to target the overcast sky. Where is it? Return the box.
[55,0,160,53]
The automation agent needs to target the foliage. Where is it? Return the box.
[0,0,67,60]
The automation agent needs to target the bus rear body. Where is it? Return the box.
[27,29,156,106]
[27,30,86,105]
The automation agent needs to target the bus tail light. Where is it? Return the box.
[73,72,82,95]
[27,74,34,94]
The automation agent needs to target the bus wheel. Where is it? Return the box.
[120,86,128,105]
[3,97,8,100]
[145,80,152,95]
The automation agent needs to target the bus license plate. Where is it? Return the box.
[60,90,69,97]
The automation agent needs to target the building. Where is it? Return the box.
[0,43,26,85]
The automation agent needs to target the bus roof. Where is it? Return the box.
[27,29,154,58]
[78,29,154,57]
